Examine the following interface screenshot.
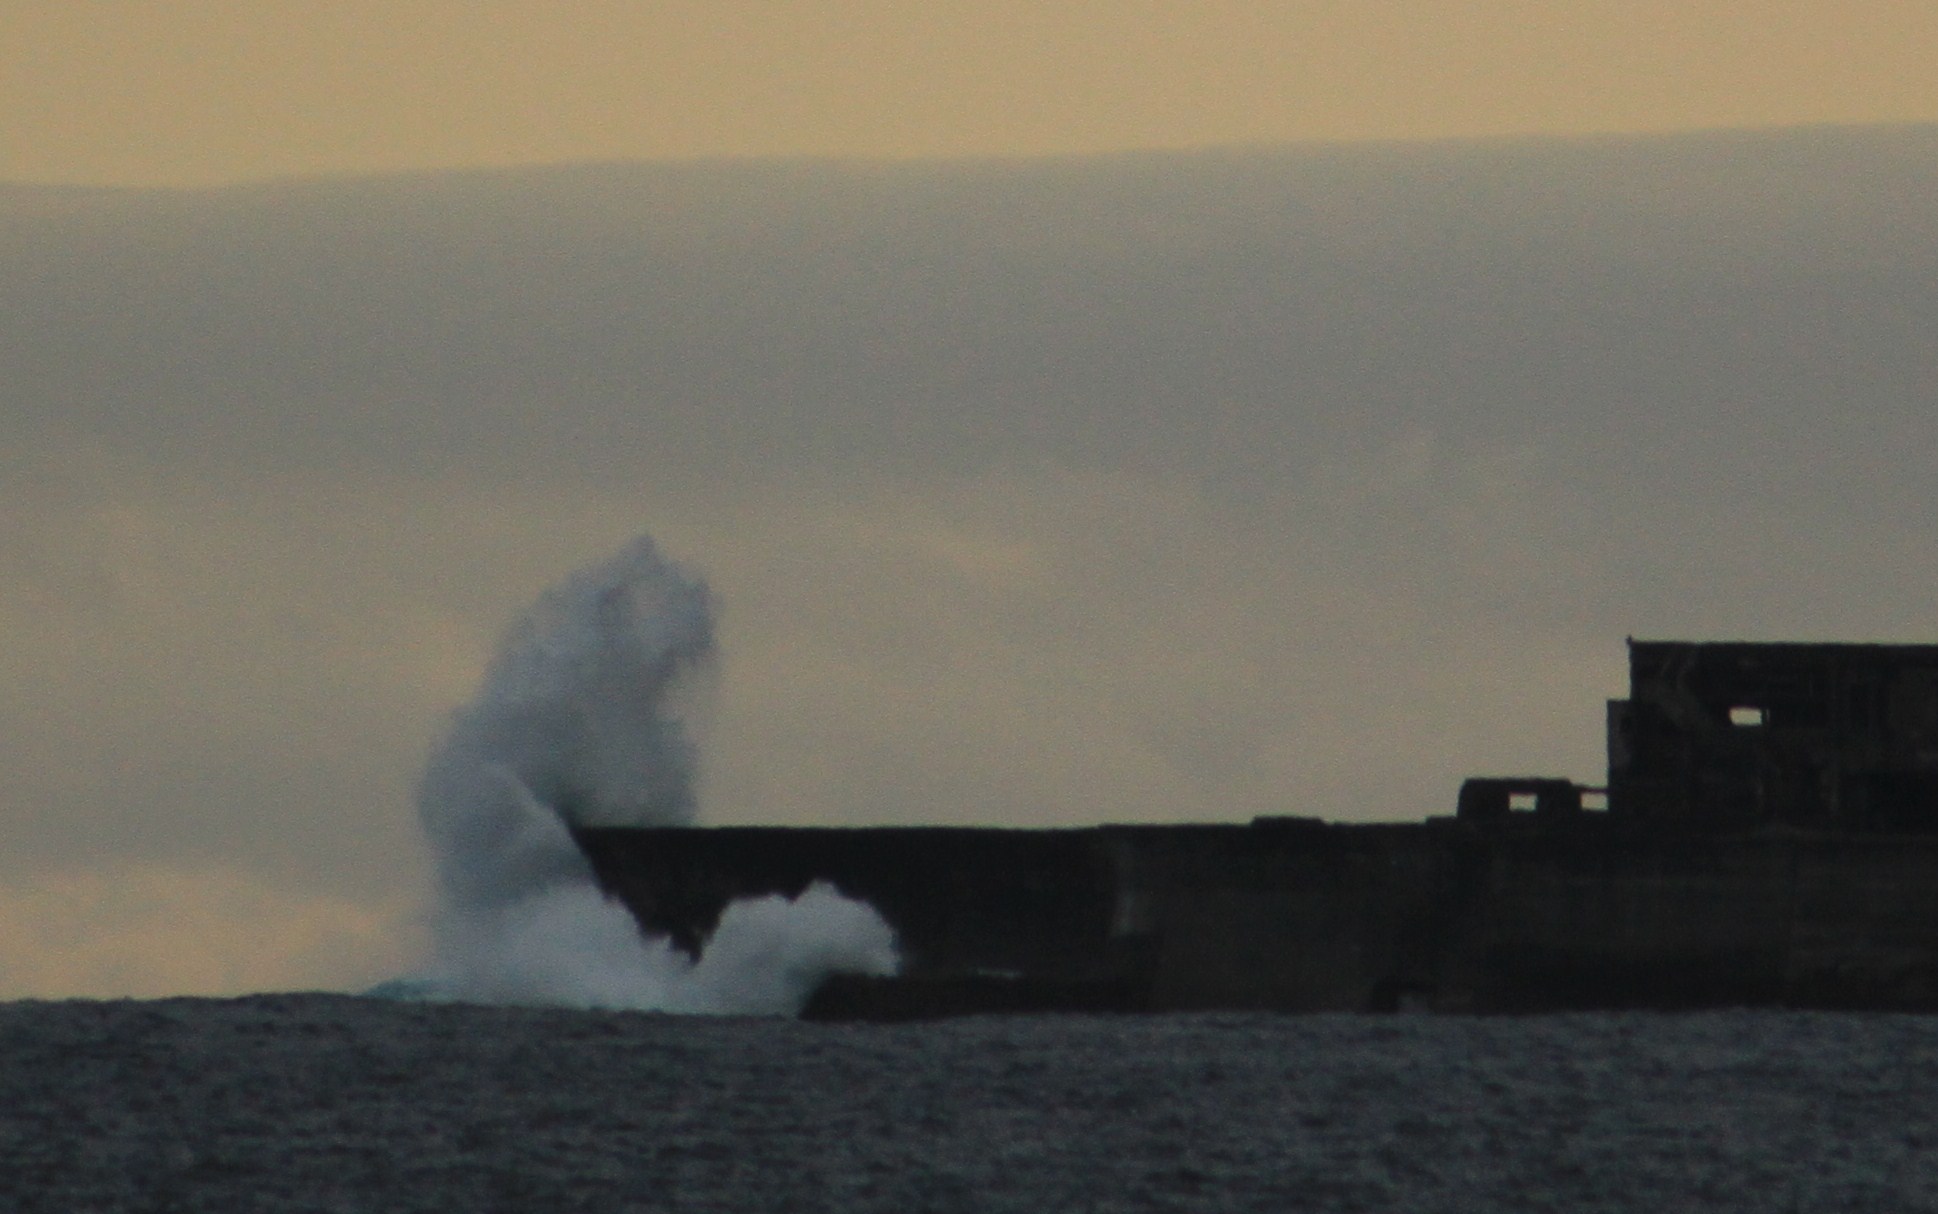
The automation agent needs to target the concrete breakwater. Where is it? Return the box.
[574,640,1938,1017]
[574,818,1938,1017]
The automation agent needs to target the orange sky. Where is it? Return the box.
[5,0,1935,186]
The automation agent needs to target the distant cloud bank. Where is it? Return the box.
[3,126,1934,996]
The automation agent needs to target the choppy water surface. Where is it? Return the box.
[4,996,1936,1212]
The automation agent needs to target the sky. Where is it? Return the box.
[3,4,1937,998]
[5,1,1937,185]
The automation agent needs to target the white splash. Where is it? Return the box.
[414,535,897,1011]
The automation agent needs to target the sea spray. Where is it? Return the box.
[415,535,897,1011]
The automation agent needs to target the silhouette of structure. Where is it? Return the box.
[575,640,1938,1016]
[1608,641,1938,831]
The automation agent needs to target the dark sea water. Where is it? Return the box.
[4,996,1937,1213]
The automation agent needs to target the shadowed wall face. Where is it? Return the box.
[3,127,1936,996]
[577,818,1938,1015]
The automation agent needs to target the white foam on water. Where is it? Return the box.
[412,535,896,1011]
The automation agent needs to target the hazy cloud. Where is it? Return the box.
[0,863,418,998]
[3,125,1935,994]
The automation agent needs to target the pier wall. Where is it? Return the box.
[575,819,1938,1016]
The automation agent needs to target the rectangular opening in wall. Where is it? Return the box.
[1729,706,1767,727]
[1581,789,1609,812]
[1508,791,1538,812]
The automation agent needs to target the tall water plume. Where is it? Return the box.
[416,535,896,1012]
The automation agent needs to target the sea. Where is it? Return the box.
[3,996,1935,1212]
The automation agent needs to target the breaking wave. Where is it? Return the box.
[412,535,896,1012]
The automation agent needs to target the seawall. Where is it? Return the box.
[573,818,1938,1017]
